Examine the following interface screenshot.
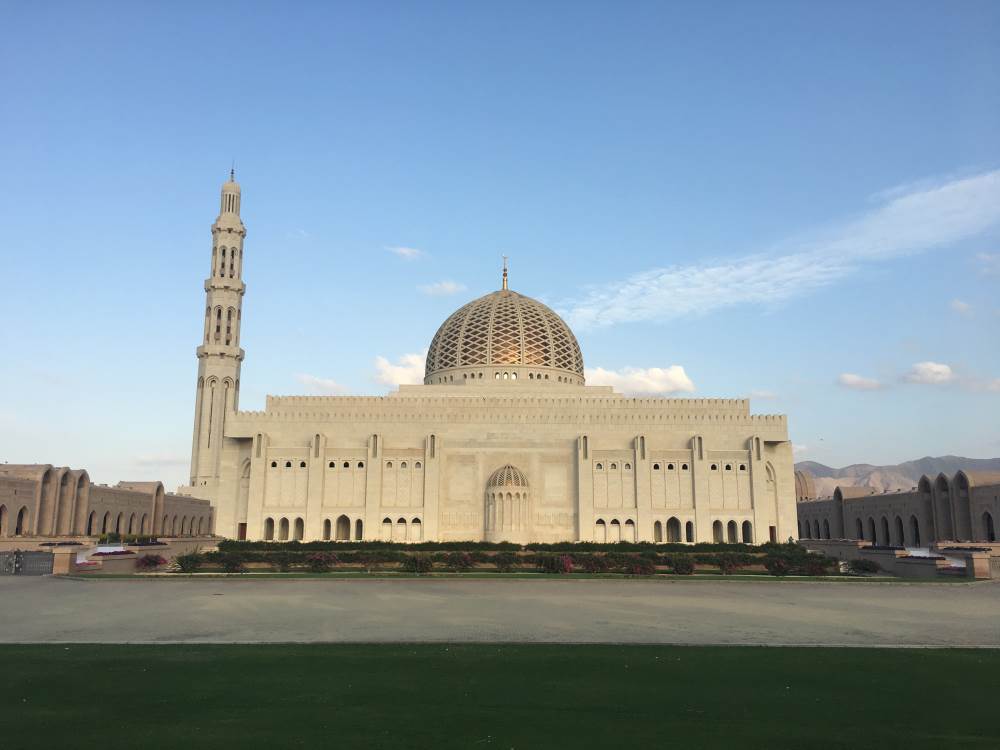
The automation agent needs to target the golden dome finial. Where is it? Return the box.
[502,255,509,290]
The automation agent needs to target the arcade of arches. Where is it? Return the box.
[795,470,1000,546]
[0,464,213,539]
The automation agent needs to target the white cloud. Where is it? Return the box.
[747,389,777,400]
[295,373,349,395]
[387,246,425,260]
[561,169,1000,329]
[419,280,467,296]
[977,252,1000,276]
[902,361,955,385]
[375,351,426,386]
[792,444,809,455]
[585,365,695,394]
[986,379,1000,392]
[950,299,973,316]
[837,373,884,391]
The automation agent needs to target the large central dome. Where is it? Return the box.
[424,288,585,385]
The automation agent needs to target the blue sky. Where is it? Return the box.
[2,1,999,489]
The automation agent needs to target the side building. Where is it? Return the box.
[0,464,213,539]
[796,470,999,546]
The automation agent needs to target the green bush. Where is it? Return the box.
[221,553,246,574]
[306,552,339,573]
[711,552,749,575]
[801,557,835,576]
[402,555,434,574]
[668,556,695,575]
[492,552,519,573]
[764,556,792,576]
[174,552,203,573]
[270,551,295,572]
[848,558,881,575]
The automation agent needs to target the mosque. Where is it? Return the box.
[176,174,797,544]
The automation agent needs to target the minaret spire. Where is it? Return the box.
[502,255,509,290]
[188,173,247,490]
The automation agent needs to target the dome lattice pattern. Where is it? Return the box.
[424,290,584,379]
[486,464,529,488]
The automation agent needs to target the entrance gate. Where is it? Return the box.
[0,551,54,575]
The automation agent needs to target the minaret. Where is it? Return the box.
[189,171,246,486]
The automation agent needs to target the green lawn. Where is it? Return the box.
[2,645,996,749]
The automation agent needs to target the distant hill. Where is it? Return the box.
[795,455,1000,496]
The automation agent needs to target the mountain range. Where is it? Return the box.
[794,455,1000,497]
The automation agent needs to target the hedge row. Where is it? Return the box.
[174,544,838,577]
[217,539,774,554]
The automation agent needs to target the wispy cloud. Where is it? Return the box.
[375,351,426,386]
[561,169,1000,329]
[950,299,973,316]
[387,246,425,260]
[977,252,1000,277]
[746,389,777,400]
[586,365,694,394]
[902,361,955,385]
[295,373,349,395]
[837,373,884,391]
[419,280,467,296]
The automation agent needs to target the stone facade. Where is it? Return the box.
[796,471,1000,546]
[178,175,798,544]
[0,465,212,538]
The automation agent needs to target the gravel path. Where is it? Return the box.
[2,577,997,646]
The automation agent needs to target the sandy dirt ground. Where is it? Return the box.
[1,577,997,646]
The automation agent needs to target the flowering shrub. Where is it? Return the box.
[624,557,657,576]
[492,552,519,573]
[306,552,340,573]
[576,554,610,573]
[136,554,167,570]
[444,552,475,572]
[538,555,574,574]
[763,556,792,576]
[402,555,434,574]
